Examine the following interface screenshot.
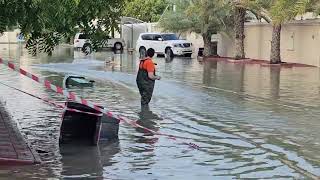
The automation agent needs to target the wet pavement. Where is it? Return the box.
[0,101,40,165]
[0,44,319,179]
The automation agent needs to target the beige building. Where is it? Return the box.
[144,19,320,67]
[243,19,320,67]
[183,19,320,67]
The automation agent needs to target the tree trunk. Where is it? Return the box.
[111,27,115,38]
[202,33,216,57]
[234,7,246,60]
[270,24,282,64]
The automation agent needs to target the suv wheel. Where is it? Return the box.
[139,47,147,58]
[165,48,174,59]
[114,42,123,51]
[82,43,92,55]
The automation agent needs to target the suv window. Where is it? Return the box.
[78,34,88,39]
[141,34,153,40]
[162,34,179,41]
[153,34,162,41]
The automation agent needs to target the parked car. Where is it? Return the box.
[73,33,125,51]
[136,33,193,58]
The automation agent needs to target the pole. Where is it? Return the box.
[131,24,133,48]
[8,32,11,58]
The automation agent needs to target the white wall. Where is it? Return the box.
[0,29,22,43]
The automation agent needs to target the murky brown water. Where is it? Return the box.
[0,44,319,179]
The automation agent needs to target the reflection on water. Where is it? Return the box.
[60,141,120,179]
[270,67,281,100]
[0,44,319,179]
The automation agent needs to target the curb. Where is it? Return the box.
[205,57,316,68]
[0,101,41,166]
[0,158,35,166]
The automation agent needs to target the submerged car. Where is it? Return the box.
[59,101,120,145]
[63,75,95,88]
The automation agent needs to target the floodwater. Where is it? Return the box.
[0,44,319,179]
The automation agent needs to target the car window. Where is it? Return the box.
[153,34,162,41]
[78,34,88,39]
[141,34,153,40]
[162,34,179,41]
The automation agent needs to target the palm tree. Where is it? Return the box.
[233,1,246,60]
[262,0,309,64]
[250,0,310,64]
[233,0,309,63]
[232,0,271,60]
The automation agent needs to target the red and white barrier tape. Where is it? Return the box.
[0,81,103,117]
[0,58,200,149]
[42,98,103,116]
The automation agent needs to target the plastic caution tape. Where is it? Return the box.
[0,81,103,117]
[0,58,200,150]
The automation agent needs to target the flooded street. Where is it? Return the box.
[0,44,319,179]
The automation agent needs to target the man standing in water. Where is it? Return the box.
[136,48,161,110]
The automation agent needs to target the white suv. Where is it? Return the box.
[136,33,193,58]
[74,33,125,51]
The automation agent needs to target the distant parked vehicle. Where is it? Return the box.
[73,33,125,51]
[136,33,193,58]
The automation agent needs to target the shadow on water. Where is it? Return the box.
[202,59,246,100]
[135,107,161,144]
[59,140,120,179]
[202,59,217,86]
[165,56,174,63]
[120,108,163,172]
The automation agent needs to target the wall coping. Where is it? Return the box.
[245,19,320,27]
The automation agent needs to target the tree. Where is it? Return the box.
[306,0,320,14]
[123,0,168,22]
[245,0,308,64]
[268,0,309,63]
[0,0,26,33]
[160,0,234,57]
[233,2,246,60]
[159,1,193,35]
[0,0,124,55]
[231,0,273,60]
[235,0,309,63]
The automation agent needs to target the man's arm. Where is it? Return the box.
[148,72,161,80]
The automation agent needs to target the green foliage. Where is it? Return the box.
[232,0,271,23]
[0,0,25,33]
[159,1,192,33]
[306,0,320,14]
[123,0,168,22]
[0,0,124,55]
[269,0,310,25]
[160,0,234,36]
[238,0,310,25]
